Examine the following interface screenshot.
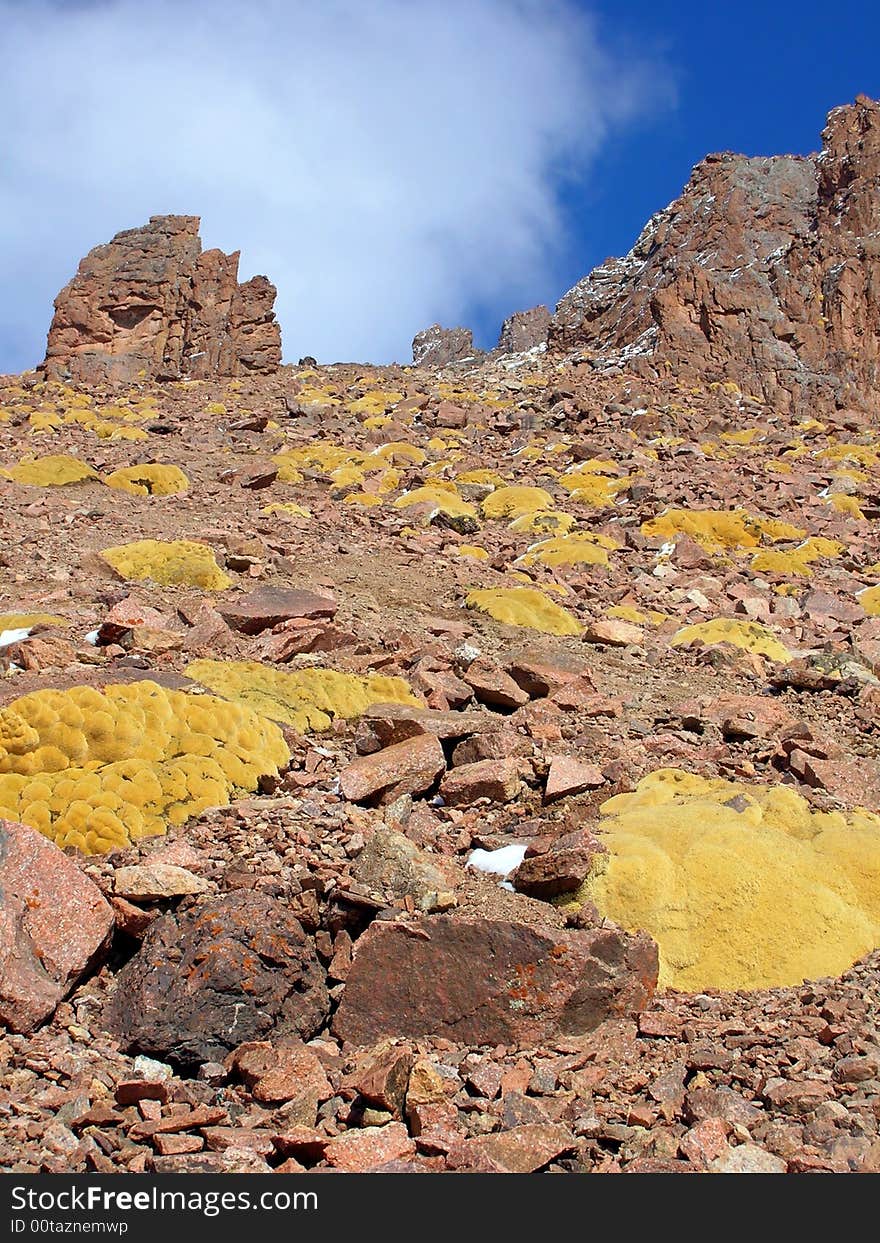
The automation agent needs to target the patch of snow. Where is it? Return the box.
[467,843,528,878]
[84,629,100,646]
[0,627,31,648]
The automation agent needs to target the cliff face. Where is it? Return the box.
[550,95,880,414]
[42,215,281,383]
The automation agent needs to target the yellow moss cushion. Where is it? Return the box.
[393,486,476,518]
[516,532,616,569]
[642,508,805,552]
[466,587,581,636]
[481,486,554,520]
[100,540,232,590]
[671,618,791,663]
[104,464,190,496]
[0,681,288,854]
[3,454,99,487]
[0,613,65,631]
[574,769,880,990]
[186,660,420,733]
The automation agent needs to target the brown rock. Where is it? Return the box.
[0,818,114,1033]
[340,733,446,803]
[462,658,530,709]
[43,215,281,383]
[229,1039,331,1105]
[324,1122,416,1171]
[112,864,209,901]
[353,703,491,754]
[105,892,329,1067]
[218,586,337,635]
[353,829,457,913]
[543,755,604,803]
[333,915,658,1046]
[446,1123,576,1173]
[439,757,523,805]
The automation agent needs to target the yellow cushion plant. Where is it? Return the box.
[0,681,289,854]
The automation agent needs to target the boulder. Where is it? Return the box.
[217,586,338,635]
[333,914,658,1046]
[0,818,114,1033]
[105,891,328,1067]
[340,733,446,803]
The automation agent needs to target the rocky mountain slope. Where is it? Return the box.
[1,97,880,1177]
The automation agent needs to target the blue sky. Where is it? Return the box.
[1,0,878,371]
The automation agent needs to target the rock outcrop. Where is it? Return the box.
[550,95,880,414]
[42,215,281,384]
[496,305,550,354]
[411,324,485,368]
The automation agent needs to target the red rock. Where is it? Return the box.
[0,818,114,1033]
[496,306,551,354]
[153,1134,204,1156]
[342,1041,413,1118]
[583,619,644,647]
[763,1078,834,1115]
[462,658,529,709]
[543,755,604,802]
[43,215,280,383]
[201,1127,275,1156]
[324,1122,416,1171]
[259,621,356,660]
[271,1126,329,1161]
[149,1150,272,1174]
[505,648,593,697]
[333,915,658,1047]
[638,1012,684,1038]
[550,685,621,716]
[450,729,529,766]
[834,1054,880,1083]
[409,1102,465,1154]
[446,1123,576,1173]
[340,733,446,802]
[218,586,337,635]
[679,1118,731,1168]
[229,1039,332,1105]
[353,703,491,754]
[114,1080,171,1106]
[110,896,156,939]
[439,757,523,805]
[552,97,880,416]
[513,829,603,899]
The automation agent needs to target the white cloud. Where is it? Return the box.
[0,0,669,370]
